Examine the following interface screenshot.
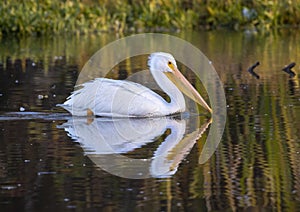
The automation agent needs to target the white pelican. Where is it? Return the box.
[58,52,212,117]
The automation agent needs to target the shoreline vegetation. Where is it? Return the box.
[1,0,300,36]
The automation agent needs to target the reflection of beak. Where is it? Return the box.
[153,118,212,175]
[165,67,213,113]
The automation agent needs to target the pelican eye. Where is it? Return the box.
[168,61,173,69]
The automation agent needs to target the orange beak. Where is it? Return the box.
[165,65,212,113]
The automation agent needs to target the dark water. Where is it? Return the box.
[0,30,300,211]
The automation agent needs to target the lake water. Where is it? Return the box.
[0,30,300,211]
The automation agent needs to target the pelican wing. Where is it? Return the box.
[59,78,168,116]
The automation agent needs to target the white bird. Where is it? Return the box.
[58,52,212,117]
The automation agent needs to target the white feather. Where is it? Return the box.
[59,78,170,116]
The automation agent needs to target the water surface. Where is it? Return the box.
[0,30,300,211]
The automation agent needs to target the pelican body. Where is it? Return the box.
[59,52,212,117]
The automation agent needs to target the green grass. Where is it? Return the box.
[1,0,300,36]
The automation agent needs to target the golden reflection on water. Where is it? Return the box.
[0,30,299,211]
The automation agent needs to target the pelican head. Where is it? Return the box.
[148,52,177,73]
[148,52,212,113]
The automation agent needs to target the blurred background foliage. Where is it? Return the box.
[1,0,300,36]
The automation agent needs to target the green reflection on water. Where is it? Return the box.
[0,30,299,211]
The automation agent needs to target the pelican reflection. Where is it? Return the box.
[59,115,211,178]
